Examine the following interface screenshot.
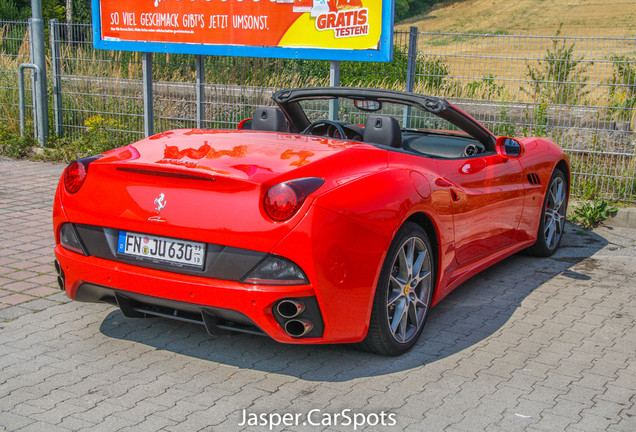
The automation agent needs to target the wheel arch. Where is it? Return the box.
[555,158,571,193]
[359,214,440,355]
[404,211,440,293]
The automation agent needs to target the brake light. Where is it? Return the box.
[264,177,324,221]
[63,155,101,193]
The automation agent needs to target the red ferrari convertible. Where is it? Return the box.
[53,87,569,355]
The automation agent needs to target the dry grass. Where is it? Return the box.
[0,29,31,133]
[397,0,636,36]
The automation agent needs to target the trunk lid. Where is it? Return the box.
[61,130,387,252]
[109,129,355,182]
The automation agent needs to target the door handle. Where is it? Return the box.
[450,189,460,201]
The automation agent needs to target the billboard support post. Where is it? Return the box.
[92,0,395,133]
[142,52,154,137]
[329,60,340,121]
[196,55,205,129]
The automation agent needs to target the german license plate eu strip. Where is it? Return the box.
[117,231,205,270]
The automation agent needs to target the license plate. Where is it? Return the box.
[117,231,205,270]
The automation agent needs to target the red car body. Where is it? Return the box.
[53,88,569,355]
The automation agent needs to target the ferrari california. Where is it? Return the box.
[53,87,569,355]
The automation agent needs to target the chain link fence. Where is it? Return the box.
[1,21,635,201]
[411,32,636,201]
[0,21,32,129]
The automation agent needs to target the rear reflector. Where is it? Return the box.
[242,255,308,285]
[59,223,87,255]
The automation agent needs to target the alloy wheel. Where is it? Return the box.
[385,236,432,344]
[544,175,567,250]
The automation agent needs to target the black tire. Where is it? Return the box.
[359,222,436,356]
[525,169,568,257]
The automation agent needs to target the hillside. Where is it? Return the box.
[396,0,636,36]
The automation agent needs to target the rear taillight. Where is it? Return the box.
[64,155,101,193]
[264,177,324,221]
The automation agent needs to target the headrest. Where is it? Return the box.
[363,115,402,148]
[251,107,288,132]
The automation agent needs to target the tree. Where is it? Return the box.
[73,0,91,23]
[0,0,30,20]
[43,0,65,21]
[64,0,91,23]
[65,0,72,23]
[1,0,90,23]
[395,0,447,22]
[396,0,416,21]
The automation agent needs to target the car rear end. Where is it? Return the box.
[53,130,390,344]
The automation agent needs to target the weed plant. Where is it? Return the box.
[607,55,636,122]
[522,29,591,105]
[571,198,618,229]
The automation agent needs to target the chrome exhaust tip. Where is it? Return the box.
[285,319,313,338]
[277,299,305,319]
[54,260,65,291]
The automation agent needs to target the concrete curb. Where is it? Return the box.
[568,200,636,229]
[604,206,636,229]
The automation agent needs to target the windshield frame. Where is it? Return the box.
[272,87,496,149]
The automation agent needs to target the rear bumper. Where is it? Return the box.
[53,195,392,345]
[55,245,329,343]
[74,283,268,336]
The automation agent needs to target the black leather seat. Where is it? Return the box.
[251,107,288,132]
[363,115,402,148]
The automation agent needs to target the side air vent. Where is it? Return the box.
[527,173,541,185]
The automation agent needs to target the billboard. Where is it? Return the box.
[92,0,394,61]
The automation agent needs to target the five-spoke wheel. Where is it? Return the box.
[361,222,435,355]
[386,235,432,343]
[526,169,568,257]
[544,173,567,250]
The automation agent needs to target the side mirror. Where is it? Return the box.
[238,118,252,130]
[495,137,523,158]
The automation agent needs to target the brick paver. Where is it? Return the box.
[1,158,635,431]
[0,159,65,314]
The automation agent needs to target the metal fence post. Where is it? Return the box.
[196,55,205,129]
[403,26,419,128]
[18,63,41,138]
[29,0,49,146]
[28,19,37,136]
[329,60,340,121]
[405,26,418,93]
[142,52,154,137]
[50,19,64,137]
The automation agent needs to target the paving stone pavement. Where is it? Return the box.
[0,158,635,432]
